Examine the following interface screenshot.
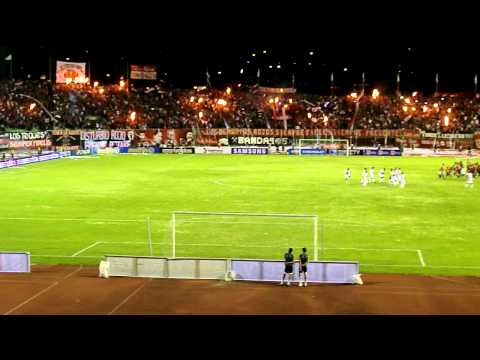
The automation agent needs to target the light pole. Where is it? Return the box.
[15,94,57,125]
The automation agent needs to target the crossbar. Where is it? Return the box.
[173,211,317,218]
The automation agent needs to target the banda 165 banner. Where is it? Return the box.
[56,61,87,83]
[228,136,291,146]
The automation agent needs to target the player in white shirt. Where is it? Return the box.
[379,168,385,184]
[369,167,375,183]
[389,168,396,185]
[361,168,369,186]
[465,171,474,188]
[399,171,406,188]
[344,168,352,183]
[395,168,401,186]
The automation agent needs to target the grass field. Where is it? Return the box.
[1,153,479,276]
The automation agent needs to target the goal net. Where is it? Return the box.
[171,211,321,261]
[297,138,350,156]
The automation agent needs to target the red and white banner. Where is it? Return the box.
[253,87,297,94]
[56,61,87,84]
[130,65,157,80]
[198,128,419,138]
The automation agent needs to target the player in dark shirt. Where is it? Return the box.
[280,248,294,286]
[298,248,308,287]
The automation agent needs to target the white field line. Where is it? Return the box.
[3,266,83,315]
[1,217,142,223]
[211,179,300,191]
[180,220,446,229]
[108,279,151,315]
[26,248,480,271]
[31,255,102,259]
[362,264,423,268]
[1,216,475,230]
[25,254,480,270]
[417,249,426,267]
[179,220,312,226]
[93,241,421,252]
[362,263,480,269]
[325,247,419,252]
[71,242,102,257]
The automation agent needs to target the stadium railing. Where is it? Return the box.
[104,255,359,284]
[0,252,31,273]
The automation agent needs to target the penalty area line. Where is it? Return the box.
[362,263,480,270]
[71,242,102,257]
[1,217,144,223]
[417,249,426,267]
[31,255,103,259]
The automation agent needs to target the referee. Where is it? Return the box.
[298,248,308,287]
[280,248,294,286]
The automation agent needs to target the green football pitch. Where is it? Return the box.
[1,153,479,276]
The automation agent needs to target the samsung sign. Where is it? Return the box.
[231,148,269,155]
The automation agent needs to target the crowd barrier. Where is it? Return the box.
[288,147,402,156]
[0,252,31,273]
[403,148,480,157]
[230,259,359,284]
[104,255,359,284]
[0,151,71,169]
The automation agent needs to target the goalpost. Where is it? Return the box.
[171,211,321,261]
[297,138,350,156]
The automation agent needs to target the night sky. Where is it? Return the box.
[1,43,478,95]
[0,0,480,94]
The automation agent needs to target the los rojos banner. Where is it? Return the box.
[5,131,51,149]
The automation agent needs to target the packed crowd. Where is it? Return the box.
[0,80,479,132]
[439,161,480,178]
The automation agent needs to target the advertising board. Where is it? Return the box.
[160,147,195,154]
[0,151,70,169]
[119,147,158,154]
[231,148,269,155]
[228,136,291,146]
[194,147,231,154]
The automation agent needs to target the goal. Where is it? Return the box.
[171,211,322,261]
[297,138,350,156]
